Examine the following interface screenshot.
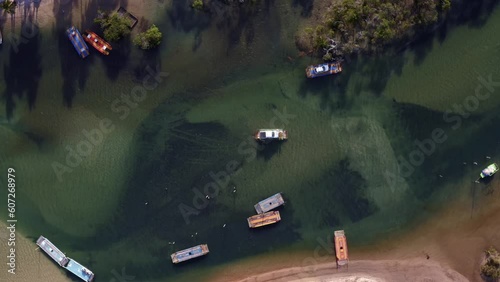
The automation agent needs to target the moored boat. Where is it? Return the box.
[83,30,112,55]
[254,129,288,142]
[334,230,348,267]
[65,258,95,282]
[66,26,89,58]
[247,211,281,228]
[480,163,499,179]
[171,244,209,263]
[0,29,3,45]
[36,236,95,282]
[254,193,285,214]
[306,63,342,78]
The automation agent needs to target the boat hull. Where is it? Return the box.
[254,193,285,214]
[306,63,342,78]
[83,30,112,55]
[334,230,348,266]
[171,244,209,263]
[66,27,90,58]
[247,211,281,228]
[254,129,288,142]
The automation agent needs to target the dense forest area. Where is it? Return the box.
[296,0,451,60]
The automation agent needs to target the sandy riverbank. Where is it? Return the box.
[234,259,467,282]
[207,177,500,282]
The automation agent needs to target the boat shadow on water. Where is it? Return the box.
[255,139,286,161]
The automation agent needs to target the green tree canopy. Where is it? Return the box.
[1,0,17,14]
[94,11,132,42]
[133,25,162,50]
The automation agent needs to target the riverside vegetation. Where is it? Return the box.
[296,0,451,60]
[94,10,132,42]
[481,247,500,280]
[133,25,162,50]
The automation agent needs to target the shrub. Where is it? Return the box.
[94,11,132,42]
[133,25,163,50]
[192,0,203,10]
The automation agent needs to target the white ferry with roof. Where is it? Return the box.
[254,129,288,142]
[171,244,209,263]
[36,236,95,282]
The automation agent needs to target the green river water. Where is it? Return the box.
[1,0,500,281]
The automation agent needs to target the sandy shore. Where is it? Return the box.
[208,177,500,282]
[235,259,467,282]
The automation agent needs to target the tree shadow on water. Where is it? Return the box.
[3,20,42,119]
[292,0,314,17]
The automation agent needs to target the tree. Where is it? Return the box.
[94,11,132,42]
[133,25,162,50]
[481,247,500,279]
[192,0,203,10]
[1,0,17,14]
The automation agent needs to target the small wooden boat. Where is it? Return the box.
[247,211,281,228]
[334,230,348,267]
[480,163,498,179]
[83,30,112,55]
[171,244,209,264]
[306,63,342,78]
[254,129,288,142]
[254,193,285,214]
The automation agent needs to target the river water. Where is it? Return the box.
[1,0,500,281]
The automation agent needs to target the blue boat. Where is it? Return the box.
[306,63,342,78]
[65,258,95,282]
[66,26,90,58]
[171,244,209,263]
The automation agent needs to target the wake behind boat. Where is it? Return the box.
[306,62,342,78]
[83,30,112,55]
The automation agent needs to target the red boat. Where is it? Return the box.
[83,30,112,55]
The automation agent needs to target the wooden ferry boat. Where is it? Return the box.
[66,26,89,58]
[247,211,281,228]
[306,63,342,78]
[254,193,285,214]
[171,244,209,264]
[254,129,288,142]
[83,30,112,55]
[334,230,348,267]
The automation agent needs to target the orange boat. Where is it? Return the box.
[83,30,112,55]
[334,230,348,267]
[247,211,281,228]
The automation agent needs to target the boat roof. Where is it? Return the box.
[255,193,285,213]
[67,27,89,58]
[257,129,284,138]
[64,258,94,282]
[172,245,208,262]
[36,236,69,267]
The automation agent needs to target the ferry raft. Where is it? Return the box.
[334,230,349,267]
[254,129,288,142]
[247,211,281,228]
[66,26,89,58]
[36,236,95,282]
[171,244,209,264]
[83,30,112,55]
[306,63,342,78]
[254,193,285,214]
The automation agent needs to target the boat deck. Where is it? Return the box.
[254,193,285,214]
[117,7,138,29]
[67,27,89,58]
[64,258,95,282]
[248,211,281,228]
[171,244,209,263]
[36,236,69,267]
[334,230,349,266]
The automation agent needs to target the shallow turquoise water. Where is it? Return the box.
[1,1,500,281]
